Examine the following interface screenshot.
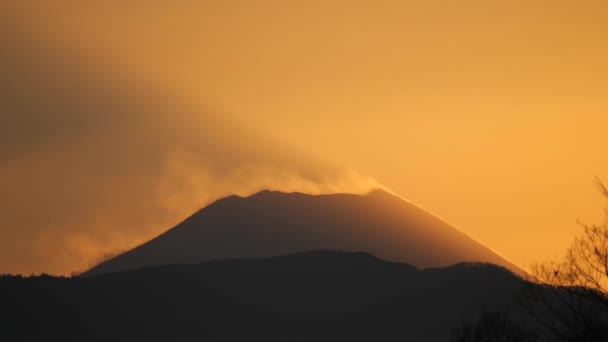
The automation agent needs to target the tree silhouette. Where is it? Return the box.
[451,310,538,342]
[520,178,608,341]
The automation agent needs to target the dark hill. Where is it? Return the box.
[0,250,526,342]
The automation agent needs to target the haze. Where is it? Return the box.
[1,1,607,275]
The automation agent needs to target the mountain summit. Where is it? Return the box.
[83,189,523,276]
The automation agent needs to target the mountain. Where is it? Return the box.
[0,251,528,342]
[84,189,524,276]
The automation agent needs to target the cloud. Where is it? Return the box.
[0,21,380,276]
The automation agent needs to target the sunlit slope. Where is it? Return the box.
[84,190,524,276]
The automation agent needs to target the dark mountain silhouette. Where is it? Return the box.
[0,250,528,342]
[84,189,524,277]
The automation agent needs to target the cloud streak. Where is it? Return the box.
[0,21,380,276]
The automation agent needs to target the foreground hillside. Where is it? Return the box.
[1,251,526,341]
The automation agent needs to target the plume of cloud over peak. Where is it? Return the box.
[3,0,608,274]
[0,25,379,276]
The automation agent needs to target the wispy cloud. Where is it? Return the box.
[0,20,380,276]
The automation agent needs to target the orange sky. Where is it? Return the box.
[1,1,607,275]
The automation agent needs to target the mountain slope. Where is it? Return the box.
[1,251,527,342]
[84,189,523,276]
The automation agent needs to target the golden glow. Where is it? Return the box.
[1,1,607,275]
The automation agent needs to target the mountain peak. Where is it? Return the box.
[83,189,524,277]
[220,189,398,204]
[247,189,308,198]
[365,188,398,199]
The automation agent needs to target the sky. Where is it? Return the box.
[1,1,607,275]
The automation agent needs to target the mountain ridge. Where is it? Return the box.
[83,189,525,277]
[1,249,528,342]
